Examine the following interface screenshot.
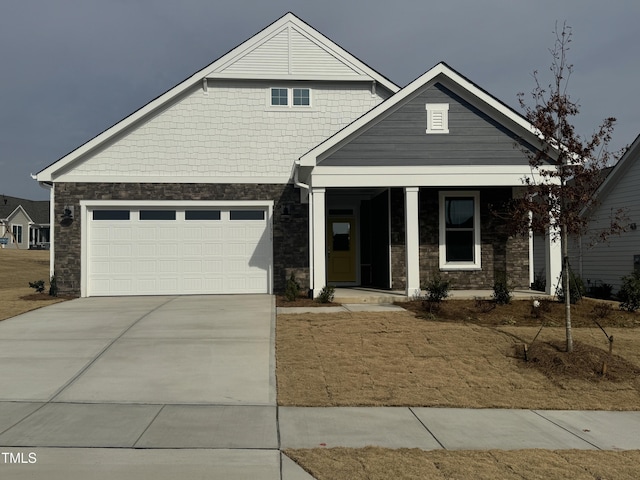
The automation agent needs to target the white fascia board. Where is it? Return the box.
[51,175,293,184]
[300,62,546,167]
[37,12,398,182]
[7,205,33,223]
[310,165,546,188]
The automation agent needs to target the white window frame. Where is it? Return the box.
[439,191,481,270]
[268,87,312,108]
[11,224,22,244]
[426,103,449,134]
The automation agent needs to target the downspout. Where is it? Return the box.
[294,161,313,295]
[34,178,54,278]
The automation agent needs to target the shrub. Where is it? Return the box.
[284,273,300,301]
[618,270,640,312]
[29,280,45,294]
[557,271,585,304]
[492,272,512,305]
[316,285,335,304]
[592,302,613,320]
[588,282,613,300]
[424,273,451,303]
[531,271,546,292]
[49,275,58,297]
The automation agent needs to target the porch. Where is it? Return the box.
[307,186,561,298]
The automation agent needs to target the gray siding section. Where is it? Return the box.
[570,152,640,293]
[321,83,534,166]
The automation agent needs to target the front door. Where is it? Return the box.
[327,217,356,283]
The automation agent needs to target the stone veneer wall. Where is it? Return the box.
[390,187,529,290]
[53,183,308,296]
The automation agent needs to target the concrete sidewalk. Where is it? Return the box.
[279,407,640,451]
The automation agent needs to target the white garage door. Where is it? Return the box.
[87,206,271,296]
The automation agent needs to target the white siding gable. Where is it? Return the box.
[214,25,364,78]
[58,82,388,182]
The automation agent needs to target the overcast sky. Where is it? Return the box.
[1,0,638,200]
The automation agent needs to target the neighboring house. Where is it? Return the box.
[35,12,560,298]
[569,134,640,293]
[0,195,50,250]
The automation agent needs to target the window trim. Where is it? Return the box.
[426,103,450,134]
[438,191,481,270]
[268,87,312,108]
[11,224,23,244]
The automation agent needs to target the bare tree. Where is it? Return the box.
[507,22,626,352]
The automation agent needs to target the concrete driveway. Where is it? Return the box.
[0,295,312,479]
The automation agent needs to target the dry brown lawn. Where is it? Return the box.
[286,447,640,480]
[0,249,70,321]
[276,310,640,409]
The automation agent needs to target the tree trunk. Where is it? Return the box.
[562,223,573,352]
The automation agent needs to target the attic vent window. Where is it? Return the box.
[426,103,449,134]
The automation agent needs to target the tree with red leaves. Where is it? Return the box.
[508,22,626,353]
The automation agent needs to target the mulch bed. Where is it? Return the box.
[276,295,340,307]
[525,340,640,383]
[399,298,640,328]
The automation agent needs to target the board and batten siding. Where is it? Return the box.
[320,83,535,166]
[572,156,640,293]
[221,26,363,77]
[59,81,388,182]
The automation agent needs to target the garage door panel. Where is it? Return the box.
[203,243,224,256]
[183,260,202,273]
[158,244,178,256]
[158,260,178,274]
[111,244,132,257]
[135,243,158,257]
[113,227,132,240]
[136,227,157,241]
[92,227,111,241]
[183,243,203,256]
[88,206,271,296]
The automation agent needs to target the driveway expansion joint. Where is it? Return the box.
[47,296,179,403]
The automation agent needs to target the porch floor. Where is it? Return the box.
[332,287,551,304]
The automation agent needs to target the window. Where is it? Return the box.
[293,88,310,106]
[230,210,265,220]
[271,88,288,106]
[185,210,221,220]
[426,103,449,134]
[139,210,176,220]
[269,87,311,107]
[439,191,480,269]
[12,225,22,244]
[93,210,130,220]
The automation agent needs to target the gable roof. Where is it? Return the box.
[0,195,50,224]
[584,133,640,212]
[299,62,545,166]
[36,13,399,182]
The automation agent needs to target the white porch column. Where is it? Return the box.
[311,187,326,297]
[545,224,561,295]
[404,187,420,296]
